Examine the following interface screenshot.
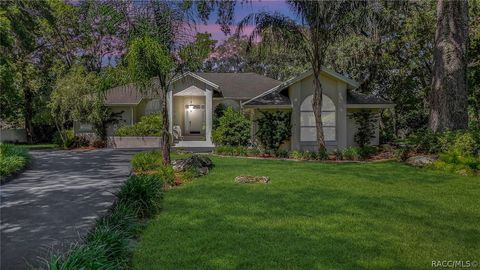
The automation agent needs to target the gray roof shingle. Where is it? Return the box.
[194,72,282,99]
[104,73,281,104]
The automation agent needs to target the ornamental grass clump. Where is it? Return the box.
[0,144,30,176]
[45,174,164,270]
[117,174,164,219]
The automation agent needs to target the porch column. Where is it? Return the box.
[167,89,173,134]
[205,88,213,143]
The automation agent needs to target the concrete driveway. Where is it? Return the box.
[0,149,140,270]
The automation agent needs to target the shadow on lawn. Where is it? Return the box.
[135,159,480,269]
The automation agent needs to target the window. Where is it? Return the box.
[300,95,336,142]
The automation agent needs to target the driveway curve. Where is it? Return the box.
[0,149,140,270]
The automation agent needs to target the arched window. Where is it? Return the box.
[300,95,336,142]
[145,99,161,115]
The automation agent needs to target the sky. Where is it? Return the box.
[193,0,294,42]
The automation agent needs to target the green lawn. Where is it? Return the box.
[16,143,58,150]
[133,156,480,270]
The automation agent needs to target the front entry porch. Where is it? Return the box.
[167,84,215,149]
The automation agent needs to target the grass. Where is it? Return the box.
[15,143,58,150]
[0,144,30,176]
[45,174,164,269]
[132,156,480,270]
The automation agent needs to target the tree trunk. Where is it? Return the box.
[429,0,469,132]
[24,87,34,144]
[312,66,326,151]
[160,84,171,165]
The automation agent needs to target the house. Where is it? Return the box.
[75,68,394,150]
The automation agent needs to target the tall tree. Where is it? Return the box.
[238,1,359,150]
[429,0,469,132]
[125,1,213,164]
[1,0,55,143]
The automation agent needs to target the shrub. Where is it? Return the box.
[289,150,327,160]
[275,149,289,158]
[213,103,227,129]
[394,147,411,161]
[342,147,361,161]
[333,149,343,160]
[212,107,251,146]
[115,113,162,137]
[156,165,175,185]
[358,146,378,159]
[451,132,477,157]
[117,174,164,218]
[289,150,304,160]
[246,147,261,157]
[46,242,117,270]
[350,110,378,147]
[85,224,130,267]
[53,129,75,148]
[255,111,291,152]
[404,128,442,154]
[70,136,90,148]
[92,139,107,148]
[233,146,248,156]
[131,151,163,172]
[0,144,30,176]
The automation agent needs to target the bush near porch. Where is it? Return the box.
[115,113,163,137]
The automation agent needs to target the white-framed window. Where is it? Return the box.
[300,95,336,142]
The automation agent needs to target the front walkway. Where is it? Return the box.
[0,149,139,270]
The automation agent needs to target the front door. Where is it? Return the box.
[185,105,205,134]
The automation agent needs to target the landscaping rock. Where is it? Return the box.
[172,155,213,175]
[234,175,270,184]
[405,155,437,167]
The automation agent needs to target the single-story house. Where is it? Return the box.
[75,68,394,150]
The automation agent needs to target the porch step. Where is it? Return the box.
[174,140,215,148]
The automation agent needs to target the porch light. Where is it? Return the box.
[188,105,194,112]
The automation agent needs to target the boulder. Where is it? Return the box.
[234,175,270,184]
[172,155,213,175]
[405,155,437,167]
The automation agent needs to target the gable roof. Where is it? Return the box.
[194,72,282,99]
[104,72,282,105]
[242,67,359,106]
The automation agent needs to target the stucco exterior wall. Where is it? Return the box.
[289,73,348,151]
[106,105,134,136]
[213,99,241,111]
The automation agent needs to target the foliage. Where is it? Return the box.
[45,169,165,270]
[117,174,164,219]
[213,103,227,129]
[127,35,174,87]
[0,144,30,176]
[289,150,328,161]
[212,107,251,146]
[49,65,103,147]
[155,166,175,185]
[131,151,163,173]
[179,32,216,71]
[350,110,378,147]
[431,153,480,176]
[204,36,309,81]
[115,113,163,137]
[53,129,74,149]
[255,111,291,152]
[341,146,377,161]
